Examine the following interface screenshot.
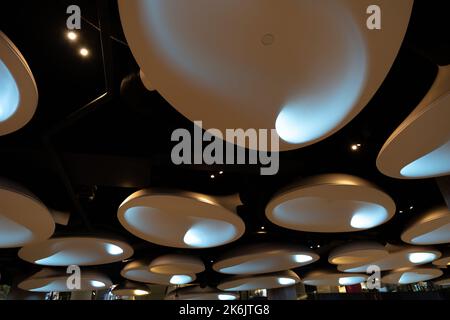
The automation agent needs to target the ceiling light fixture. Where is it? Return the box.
[351,143,362,151]
[90,280,106,288]
[170,275,193,285]
[79,48,89,57]
[293,254,313,263]
[277,277,296,286]
[133,289,149,296]
[0,31,39,135]
[67,31,78,41]
[408,252,436,264]
[218,294,236,301]
[106,243,124,255]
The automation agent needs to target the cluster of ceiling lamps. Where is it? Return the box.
[1,0,450,298]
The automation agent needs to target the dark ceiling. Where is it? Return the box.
[0,0,449,288]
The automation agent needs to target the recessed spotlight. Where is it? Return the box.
[351,144,361,151]
[79,48,89,57]
[409,206,414,210]
[210,174,215,179]
[219,171,224,175]
[261,226,265,230]
[399,210,403,214]
[317,245,321,248]
[67,31,78,41]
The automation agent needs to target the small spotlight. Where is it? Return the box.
[79,48,89,57]
[409,206,414,210]
[210,174,215,179]
[261,226,265,230]
[67,31,78,41]
[219,171,224,175]
[351,143,361,151]
[317,245,321,248]
[399,210,403,214]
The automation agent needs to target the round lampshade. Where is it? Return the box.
[118,0,412,151]
[118,189,245,248]
[213,243,318,275]
[18,237,134,266]
[0,179,54,248]
[0,31,38,136]
[265,174,396,232]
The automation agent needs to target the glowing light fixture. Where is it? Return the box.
[218,294,236,301]
[0,31,39,135]
[266,174,395,233]
[278,277,296,286]
[408,252,437,264]
[377,65,450,179]
[293,254,313,263]
[90,280,106,288]
[67,31,78,41]
[80,48,89,57]
[118,0,413,151]
[133,289,149,296]
[118,189,245,249]
[350,206,388,229]
[170,275,193,285]
[106,243,124,255]
[19,237,133,266]
[338,276,365,286]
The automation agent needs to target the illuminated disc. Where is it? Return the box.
[121,260,196,285]
[149,254,205,275]
[303,270,367,287]
[329,242,388,265]
[401,206,450,245]
[19,269,112,292]
[165,286,239,300]
[118,189,245,248]
[338,246,441,272]
[218,271,300,291]
[377,65,450,179]
[382,267,443,285]
[265,174,396,233]
[0,31,38,136]
[18,237,134,266]
[119,0,412,151]
[213,243,318,275]
[0,179,54,248]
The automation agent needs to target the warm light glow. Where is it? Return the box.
[218,294,236,301]
[133,289,149,296]
[278,277,296,286]
[408,252,437,264]
[170,275,192,285]
[90,280,106,288]
[105,243,124,255]
[79,48,89,57]
[293,254,313,263]
[351,144,361,151]
[67,31,78,41]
